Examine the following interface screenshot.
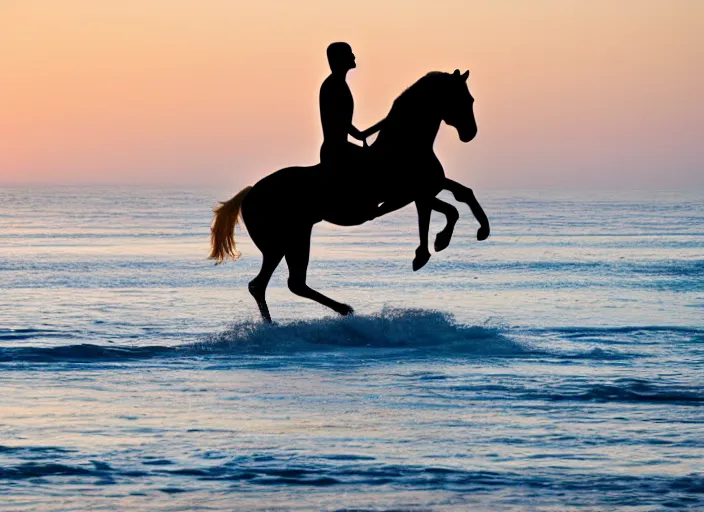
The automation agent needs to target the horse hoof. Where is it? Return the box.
[477,225,490,241]
[338,304,354,316]
[434,231,452,252]
[412,248,431,271]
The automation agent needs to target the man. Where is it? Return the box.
[319,42,385,179]
[318,43,440,269]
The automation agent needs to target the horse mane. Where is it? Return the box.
[386,71,448,122]
[396,71,446,100]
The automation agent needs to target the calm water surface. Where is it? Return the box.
[0,187,702,511]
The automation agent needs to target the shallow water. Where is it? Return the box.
[1,187,702,511]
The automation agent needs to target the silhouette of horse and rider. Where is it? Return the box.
[210,42,490,322]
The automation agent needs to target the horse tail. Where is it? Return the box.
[209,186,252,264]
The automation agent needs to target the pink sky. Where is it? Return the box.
[1,1,702,188]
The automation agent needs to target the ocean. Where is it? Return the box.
[0,186,702,511]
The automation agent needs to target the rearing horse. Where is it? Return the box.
[210,69,490,322]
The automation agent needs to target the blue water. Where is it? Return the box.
[0,187,702,511]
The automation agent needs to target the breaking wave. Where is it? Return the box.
[0,309,672,364]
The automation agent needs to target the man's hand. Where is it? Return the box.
[360,119,385,141]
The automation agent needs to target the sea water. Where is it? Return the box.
[0,186,702,511]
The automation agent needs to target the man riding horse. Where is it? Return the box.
[209,45,490,322]
[319,42,385,221]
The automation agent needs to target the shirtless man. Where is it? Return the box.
[319,42,384,179]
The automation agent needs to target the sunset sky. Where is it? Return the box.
[1,0,702,188]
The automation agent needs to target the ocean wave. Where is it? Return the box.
[0,343,177,363]
[551,325,703,337]
[0,309,650,364]
[628,259,704,278]
[541,379,704,406]
[0,462,96,479]
[0,328,75,341]
[0,456,701,500]
[0,445,74,456]
[542,325,703,350]
[548,347,635,360]
[192,308,526,357]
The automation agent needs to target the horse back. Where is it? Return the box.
[243,165,324,227]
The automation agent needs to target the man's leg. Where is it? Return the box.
[343,142,387,220]
[370,195,414,219]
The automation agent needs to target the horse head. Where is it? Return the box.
[441,70,476,143]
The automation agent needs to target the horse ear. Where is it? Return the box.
[461,70,469,81]
[453,69,460,77]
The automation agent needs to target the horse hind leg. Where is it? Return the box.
[249,250,284,323]
[285,229,354,316]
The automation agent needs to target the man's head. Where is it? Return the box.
[327,42,356,73]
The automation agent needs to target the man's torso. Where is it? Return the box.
[319,74,353,147]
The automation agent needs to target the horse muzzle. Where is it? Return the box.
[459,128,477,143]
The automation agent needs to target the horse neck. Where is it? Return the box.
[378,108,442,150]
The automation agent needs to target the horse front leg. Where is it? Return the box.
[431,197,459,252]
[413,199,432,271]
[444,178,490,241]
[412,198,459,270]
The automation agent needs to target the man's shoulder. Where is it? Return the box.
[321,74,347,92]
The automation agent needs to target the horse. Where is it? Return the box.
[210,69,490,323]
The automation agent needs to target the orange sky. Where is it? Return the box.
[1,0,702,187]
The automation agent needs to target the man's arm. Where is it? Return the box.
[350,118,386,144]
[361,118,386,139]
[349,124,365,141]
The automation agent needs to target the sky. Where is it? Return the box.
[1,0,702,188]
